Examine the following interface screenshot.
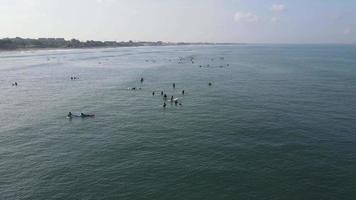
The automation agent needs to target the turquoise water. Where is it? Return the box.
[0,45,356,199]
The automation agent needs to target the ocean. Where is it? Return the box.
[0,45,355,199]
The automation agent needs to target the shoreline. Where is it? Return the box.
[0,45,163,53]
[0,37,242,53]
[0,43,240,53]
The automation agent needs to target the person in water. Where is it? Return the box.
[170,96,174,102]
[163,102,167,108]
[161,91,164,96]
[152,91,155,96]
[81,113,93,118]
[209,82,212,86]
[140,77,144,83]
[173,83,176,88]
[174,100,178,106]
[182,90,185,95]
[67,112,72,118]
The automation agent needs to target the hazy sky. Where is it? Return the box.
[0,0,355,43]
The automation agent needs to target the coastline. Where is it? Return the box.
[0,43,239,54]
[0,44,181,53]
[0,46,123,53]
[0,37,241,53]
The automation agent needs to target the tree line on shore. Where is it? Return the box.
[0,37,173,50]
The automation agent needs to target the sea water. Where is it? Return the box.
[0,45,355,199]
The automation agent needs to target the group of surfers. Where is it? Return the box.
[67,77,212,118]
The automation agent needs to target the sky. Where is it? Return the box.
[0,0,355,43]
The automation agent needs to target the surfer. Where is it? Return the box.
[182,90,185,95]
[173,83,175,89]
[67,112,72,118]
[140,77,144,83]
[163,102,167,108]
[171,96,174,102]
[163,94,167,101]
[81,113,94,118]
[174,100,178,106]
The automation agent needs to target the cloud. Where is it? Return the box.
[271,17,279,23]
[343,27,352,35]
[96,0,115,3]
[234,12,259,23]
[271,4,286,12]
[131,9,139,16]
